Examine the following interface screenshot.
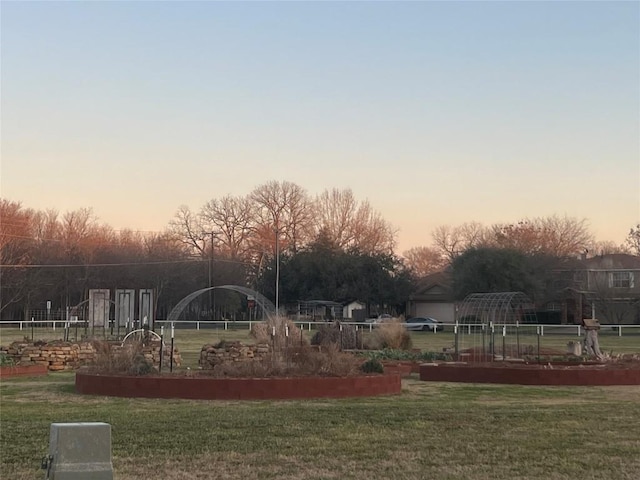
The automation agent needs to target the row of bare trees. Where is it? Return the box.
[168,181,397,266]
[0,199,205,318]
[403,216,637,278]
[0,182,397,317]
[2,180,638,317]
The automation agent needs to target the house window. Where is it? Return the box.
[608,271,635,288]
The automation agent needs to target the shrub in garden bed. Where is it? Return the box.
[362,349,453,362]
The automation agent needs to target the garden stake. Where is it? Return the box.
[536,325,541,364]
[159,326,164,373]
[170,323,175,373]
[490,322,495,360]
[516,321,520,358]
[502,325,506,362]
[482,324,485,357]
[454,324,459,358]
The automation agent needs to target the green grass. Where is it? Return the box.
[2,326,639,369]
[1,373,639,479]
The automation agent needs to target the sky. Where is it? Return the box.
[1,1,639,254]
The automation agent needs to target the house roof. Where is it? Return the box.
[581,253,640,270]
[410,271,453,301]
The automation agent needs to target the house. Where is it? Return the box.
[293,300,344,321]
[561,254,640,324]
[343,300,366,321]
[406,271,456,323]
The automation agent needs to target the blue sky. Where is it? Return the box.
[1,1,638,253]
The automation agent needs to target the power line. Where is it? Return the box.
[0,259,202,268]
[0,257,252,268]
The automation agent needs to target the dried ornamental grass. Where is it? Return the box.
[373,320,413,350]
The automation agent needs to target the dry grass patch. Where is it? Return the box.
[369,320,412,350]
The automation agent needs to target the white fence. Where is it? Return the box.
[1,319,640,337]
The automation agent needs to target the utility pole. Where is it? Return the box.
[275,226,280,318]
[209,231,215,321]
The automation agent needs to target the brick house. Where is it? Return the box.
[561,254,640,324]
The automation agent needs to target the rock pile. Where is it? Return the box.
[199,341,269,369]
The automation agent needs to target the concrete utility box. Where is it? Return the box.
[44,422,113,480]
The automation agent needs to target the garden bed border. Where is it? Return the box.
[0,364,49,378]
[419,362,640,385]
[75,371,402,400]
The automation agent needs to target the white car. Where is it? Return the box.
[404,317,440,332]
[365,314,395,325]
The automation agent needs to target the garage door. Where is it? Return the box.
[414,303,455,323]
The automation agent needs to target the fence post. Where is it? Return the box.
[540,325,544,337]
[225,321,228,331]
[578,325,581,337]
[197,321,200,331]
[454,323,459,358]
[619,325,622,337]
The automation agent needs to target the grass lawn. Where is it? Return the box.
[2,325,639,368]
[1,373,639,479]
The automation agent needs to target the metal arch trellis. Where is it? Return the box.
[456,292,537,325]
[166,285,276,323]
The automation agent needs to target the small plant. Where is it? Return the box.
[360,358,384,374]
[127,353,154,376]
[361,349,452,362]
[0,353,15,367]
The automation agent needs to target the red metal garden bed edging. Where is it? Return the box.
[0,364,49,378]
[419,363,640,386]
[75,372,402,400]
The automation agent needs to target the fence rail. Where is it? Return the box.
[1,319,640,336]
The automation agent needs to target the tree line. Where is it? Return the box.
[2,180,638,320]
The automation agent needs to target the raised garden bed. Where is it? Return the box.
[0,364,49,378]
[75,371,402,400]
[419,359,640,386]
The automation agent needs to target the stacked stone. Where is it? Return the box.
[112,343,182,368]
[1,341,97,371]
[199,341,269,369]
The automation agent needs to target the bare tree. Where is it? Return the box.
[491,215,593,258]
[200,195,255,260]
[250,181,315,254]
[431,222,488,262]
[0,200,34,314]
[585,240,629,257]
[626,224,640,255]
[168,205,208,257]
[314,188,396,254]
[402,246,447,278]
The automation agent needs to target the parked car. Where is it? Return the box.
[404,317,440,332]
[365,314,392,323]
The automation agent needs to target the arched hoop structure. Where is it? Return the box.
[121,329,162,346]
[166,285,276,323]
[457,292,537,325]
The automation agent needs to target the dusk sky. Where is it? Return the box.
[1,1,639,254]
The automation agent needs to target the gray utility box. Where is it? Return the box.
[44,422,113,480]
